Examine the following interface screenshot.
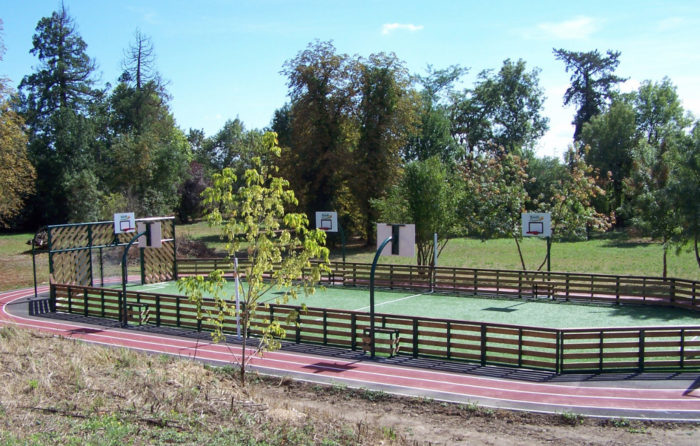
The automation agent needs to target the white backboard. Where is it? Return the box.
[315,211,338,232]
[137,221,162,248]
[521,213,551,237]
[113,213,135,234]
[377,223,415,257]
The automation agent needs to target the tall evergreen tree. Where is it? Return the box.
[18,5,100,224]
[554,49,626,142]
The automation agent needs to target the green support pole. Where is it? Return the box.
[369,236,392,358]
[32,237,38,299]
[87,225,94,287]
[172,220,178,280]
[122,229,148,327]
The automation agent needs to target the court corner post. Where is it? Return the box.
[370,236,393,358]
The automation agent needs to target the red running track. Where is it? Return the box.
[2,287,699,421]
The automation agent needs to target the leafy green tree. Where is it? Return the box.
[403,65,464,163]
[537,148,613,241]
[580,100,637,217]
[554,49,626,142]
[373,157,460,267]
[0,28,35,228]
[280,40,357,217]
[103,32,191,217]
[18,5,100,224]
[668,123,700,270]
[198,118,267,177]
[634,77,690,145]
[623,138,683,278]
[460,152,531,269]
[353,52,418,243]
[178,133,329,384]
[456,59,548,155]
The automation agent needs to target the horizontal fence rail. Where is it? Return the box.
[50,283,700,374]
[176,258,700,311]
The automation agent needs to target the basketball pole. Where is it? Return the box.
[370,236,393,358]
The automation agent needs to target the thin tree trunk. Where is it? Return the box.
[240,310,248,385]
[695,235,700,270]
[514,235,527,271]
[662,238,668,279]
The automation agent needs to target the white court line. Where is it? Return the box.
[352,293,424,312]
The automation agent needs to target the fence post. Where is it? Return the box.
[83,288,88,317]
[615,276,620,305]
[670,279,676,303]
[481,324,487,366]
[295,311,301,344]
[518,271,522,298]
[680,328,685,369]
[598,330,604,372]
[176,295,181,327]
[412,318,419,358]
[555,330,561,374]
[68,286,72,313]
[639,329,645,372]
[518,328,523,367]
[351,313,357,351]
[101,288,105,317]
[323,309,327,345]
[155,293,161,326]
[446,322,451,359]
[565,274,570,301]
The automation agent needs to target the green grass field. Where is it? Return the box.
[125,280,700,329]
[178,221,700,281]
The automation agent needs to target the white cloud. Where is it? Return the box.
[535,16,599,40]
[381,23,424,35]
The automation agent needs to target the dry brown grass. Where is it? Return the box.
[1,325,699,445]
[0,325,404,445]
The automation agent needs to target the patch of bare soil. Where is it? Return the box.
[260,377,700,446]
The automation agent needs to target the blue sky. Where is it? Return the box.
[2,0,699,159]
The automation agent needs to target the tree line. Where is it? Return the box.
[0,8,698,274]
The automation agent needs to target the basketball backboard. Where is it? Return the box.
[315,211,338,232]
[377,223,415,257]
[113,213,135,234]
[521,213,551,237]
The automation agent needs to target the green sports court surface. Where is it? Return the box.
[123,280,700,329]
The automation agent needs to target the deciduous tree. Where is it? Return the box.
[0,24,35,227]
[373,156,460,268]
[178,132,329,384]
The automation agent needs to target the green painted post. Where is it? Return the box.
[87,225,94,287]
[370,236,392,358]
[140,247,145,285]
[480,324,487,366]
[172,220,178,280]
[121,230,147,327]
[32,237,38,298]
